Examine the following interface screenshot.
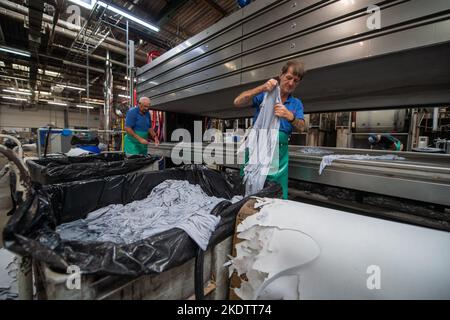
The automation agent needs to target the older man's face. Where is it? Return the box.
[279,67,301,95]
[139,99,151,113]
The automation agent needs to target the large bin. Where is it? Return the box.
[3,165,281,299]
[26,152,159,185]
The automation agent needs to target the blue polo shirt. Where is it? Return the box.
[252,92,304,136]
[125,107,151,132]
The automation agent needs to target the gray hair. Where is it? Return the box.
[139,97,150,105]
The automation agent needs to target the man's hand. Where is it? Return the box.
[154,136,160,146]
[274,103,294,120]
[263,79,278,92]
[137,137,149,145]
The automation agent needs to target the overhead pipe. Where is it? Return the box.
[52,44,127,68]
[104,50,113,145]
[0,0,127,48]
[0,0,146,62]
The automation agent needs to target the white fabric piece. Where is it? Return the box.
[57,180,239,250]
[0,248,18,300]
[319,154,406,175]
[242,86,281,196]
[228,198,450,300]
[300,148,333,155]
[65,147,91,157]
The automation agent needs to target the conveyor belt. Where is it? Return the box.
[148,143,450,206]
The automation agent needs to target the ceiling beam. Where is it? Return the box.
[202,0,227,16]
[156,0,191,26]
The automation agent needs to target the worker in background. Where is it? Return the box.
[124,97,159,156]
[233,60,306,199]
[368,134,403,151]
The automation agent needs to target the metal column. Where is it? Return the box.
[86,46,90,128]
[129,39,135,104]
[104,50,113,146]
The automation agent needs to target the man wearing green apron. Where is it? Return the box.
[234,60,306,199]
[368,134,404,151]
[124,97,159,155]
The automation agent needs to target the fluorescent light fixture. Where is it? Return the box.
[118,94,129,98]
[0,75,27,81]
[0,46,31,57]
[12,64,30,72]
[68,1,159,32]
[38,91,52,96]
[56,84,86,91]
[76,104,94,109]
[84,99,104,105]
[38,69,60,77]
[98,1,159,32]
[3,89,32,96]
[8,87,31,92]
[47,101,68,106]
[2,96,27,101]
[67,0,95,9]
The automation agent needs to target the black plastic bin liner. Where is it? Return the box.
[27,153,159,185]
[3,165,281,276]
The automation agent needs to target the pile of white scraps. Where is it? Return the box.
[225,198,320,300]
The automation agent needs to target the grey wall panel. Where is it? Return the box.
[138,43,242,93]
[241,41,369,85]
[242,0,450,70]
[242,0,450,52]
[242,0,323,35]
[143,58,241,97]
[138,9,244,74]
[144,74,241,106]
[368,21,450,55]
[242,0,376,51]
[138,26,242,83]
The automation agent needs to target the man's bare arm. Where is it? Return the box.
[291,118,305,132]
[233,79,278,107]
[148,128,157,140]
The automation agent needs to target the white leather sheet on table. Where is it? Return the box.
[318,154,406,175]
[228,198,450,300]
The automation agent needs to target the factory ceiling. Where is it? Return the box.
[0,0,239,109]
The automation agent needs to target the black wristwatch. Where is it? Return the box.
[288,113,296,123]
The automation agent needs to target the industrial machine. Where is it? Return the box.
[134,0,450,298]
[136,0,450,208]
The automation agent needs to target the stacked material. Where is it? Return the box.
[58,180,241,250]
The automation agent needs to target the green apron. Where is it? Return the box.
[241,131,290,199]
[124,130,148,155]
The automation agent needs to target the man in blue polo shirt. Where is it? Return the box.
[233,60,306,198]
[124,97,159,155]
